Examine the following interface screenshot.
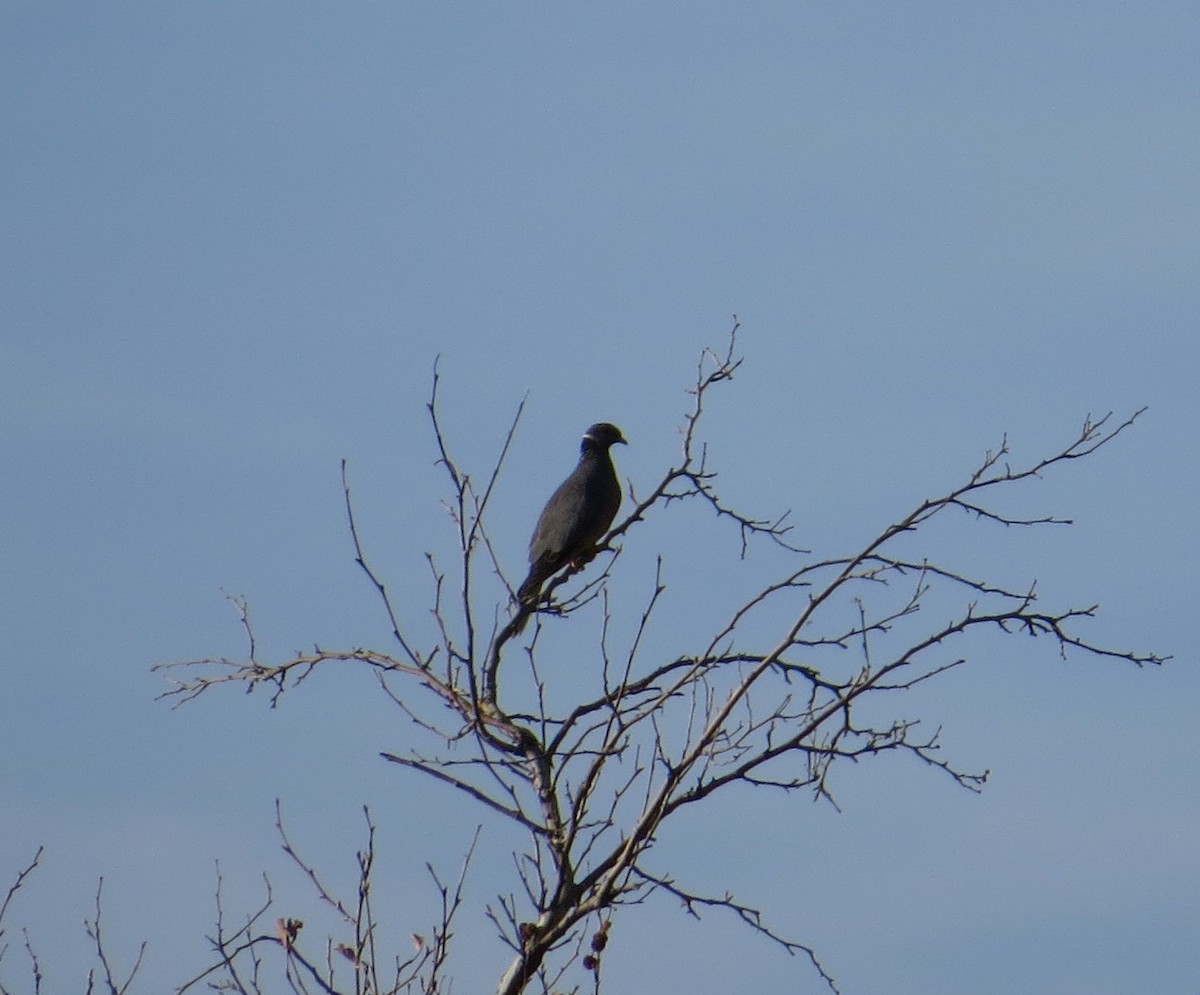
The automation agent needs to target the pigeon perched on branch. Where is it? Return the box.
[514,422,627,626]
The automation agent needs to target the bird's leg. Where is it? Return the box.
[569,539,623,574]
[566,545,604,573]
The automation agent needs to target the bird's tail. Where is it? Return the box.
[508,588,538,636]
[511,562,553,634]
[518,555,559,609]
[516,576,542,607]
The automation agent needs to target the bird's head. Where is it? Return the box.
[582,423,628,450]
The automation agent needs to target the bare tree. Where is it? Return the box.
[157,324,1164,994]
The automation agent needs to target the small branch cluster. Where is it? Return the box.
[1,851,147,995]
[174,806,475,995]
[0,847,44,994]
[154,320,1161,994]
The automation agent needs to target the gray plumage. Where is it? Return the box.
[516,422,627,613]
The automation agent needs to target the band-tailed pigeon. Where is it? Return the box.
[516,422,627,619]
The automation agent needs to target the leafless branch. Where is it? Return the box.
[0,847,42,946]
[632,866,839,992]
[84,879,146,995]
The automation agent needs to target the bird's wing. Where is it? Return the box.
[528,477,590,564]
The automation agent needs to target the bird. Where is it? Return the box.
[514,422,627,626]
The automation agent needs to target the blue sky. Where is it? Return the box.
[2,3,1197,992]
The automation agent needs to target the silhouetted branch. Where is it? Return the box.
[0,847,42,944]
[84,879,146,995]
[632,866,840,992]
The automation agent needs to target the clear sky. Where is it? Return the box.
[2,3,1197,993]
